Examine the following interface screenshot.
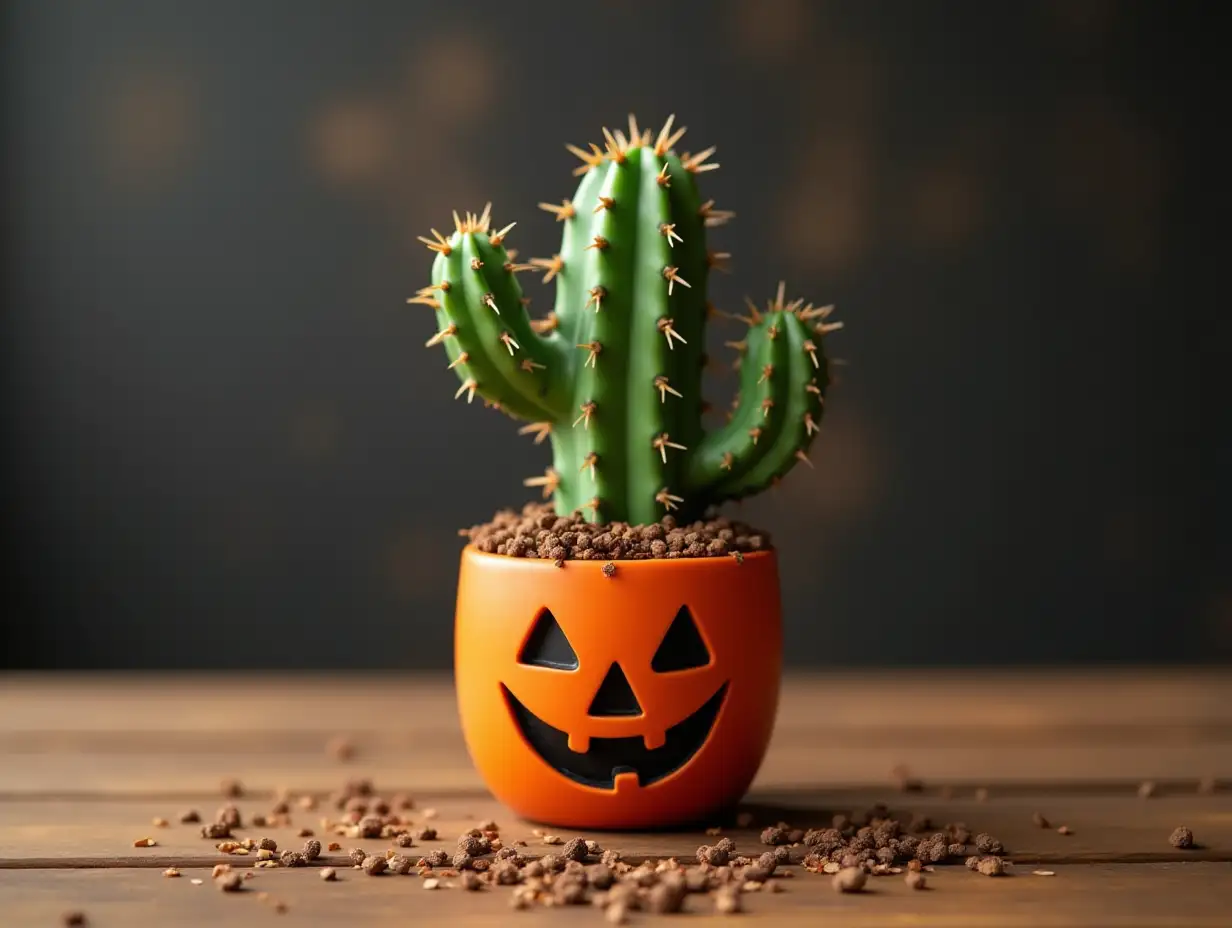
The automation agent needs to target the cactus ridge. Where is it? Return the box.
[412,115,843,524]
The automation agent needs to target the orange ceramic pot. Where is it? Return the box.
[454,545,782,830]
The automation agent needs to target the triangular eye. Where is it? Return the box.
[518,608,579,670]
[651,605,710,672]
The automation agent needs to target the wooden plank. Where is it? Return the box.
[1,741,1227,797]
[1,792,1228,866]
[2,863,1231,927]
[4,670,1232,736]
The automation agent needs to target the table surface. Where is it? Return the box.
[1,669,1230,926]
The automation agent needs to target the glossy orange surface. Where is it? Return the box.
[454,546,782,829]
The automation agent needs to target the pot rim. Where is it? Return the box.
[460,543,776,572]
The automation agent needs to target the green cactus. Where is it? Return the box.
[411,115,842,525]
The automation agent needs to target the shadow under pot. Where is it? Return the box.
[454,546,783,830]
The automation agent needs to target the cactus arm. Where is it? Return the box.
[429,227,568,422]
[686,310,827,500]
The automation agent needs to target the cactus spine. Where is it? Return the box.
[412,115,842,525]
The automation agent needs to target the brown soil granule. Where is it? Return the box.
[832,866,867,893]
[179,809,200,824]
[906,870,927,890]
[387,854,413,874]
[302,839,322,861]
[201,823,230,840]
[62,914,86,927]
[415,827,437,841]
[1169,826,1195,849]
[461,502,771,561]
[320,867,337,881]
[760,825,789,846]
[216,872,244,892]
[361,855,387,876]
[977,856,1005,877]
[974,833,1004,855]
[347,847,368,866]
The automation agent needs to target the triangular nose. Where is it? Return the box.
[588,663,642,717]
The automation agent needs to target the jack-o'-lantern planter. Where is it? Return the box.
[411,114,842,828]
[455,545,782,829]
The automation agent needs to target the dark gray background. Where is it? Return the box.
[3,0,1227,669]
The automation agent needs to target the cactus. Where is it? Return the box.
[411,115,842,525]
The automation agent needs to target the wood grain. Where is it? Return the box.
[1,671,1230,921]
[3,863,1231,927]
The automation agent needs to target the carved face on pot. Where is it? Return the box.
[454,549,782,829]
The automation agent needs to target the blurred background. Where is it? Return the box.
[2,0,1226,670]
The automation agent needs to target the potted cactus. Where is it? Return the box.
[412,115,841,829]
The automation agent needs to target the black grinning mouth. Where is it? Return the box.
[501,682,728,790]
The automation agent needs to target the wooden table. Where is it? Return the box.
[2,670,1230,925]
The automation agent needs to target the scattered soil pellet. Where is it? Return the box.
[328,842,341,851]
[906,870,927,890]
[1169,826,1195,849]
[394,833,415,847]
[280,851,306,868]
[1057,825,1073,836]
[974,833,1004,854]
[457,834,488,856]
[697,844,729,866]
[220,778,243,798]
[561,837,589,861]
[152,817,169,828]
[965,856,980,871]
[215,805,242,829]
[832,866,867,893]
[328,735,357,761]
[162,868,181,878]
[713,884,742,914]
[320,867,338,881]
[348,847,368,866]
[62,913,86,927]
[601,562,616,577]
[461,872,484,891]
[361,855,388,875]
[179,809,201,824]
[760,825,789,845]
[257,837,278,851]
[425,849,450,867]
[388,854,413,874]
[133,837,156,848]
[1138,780,1158,799]
[890,763,923,792]
[211,865,231,879]
[541,834,563,846]
[1032,812,1051,829]
[296,828,314,838]
[415,827,437,841]
[302,839,322,861]
[977,856,1005,877]
[216,873,244,892]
